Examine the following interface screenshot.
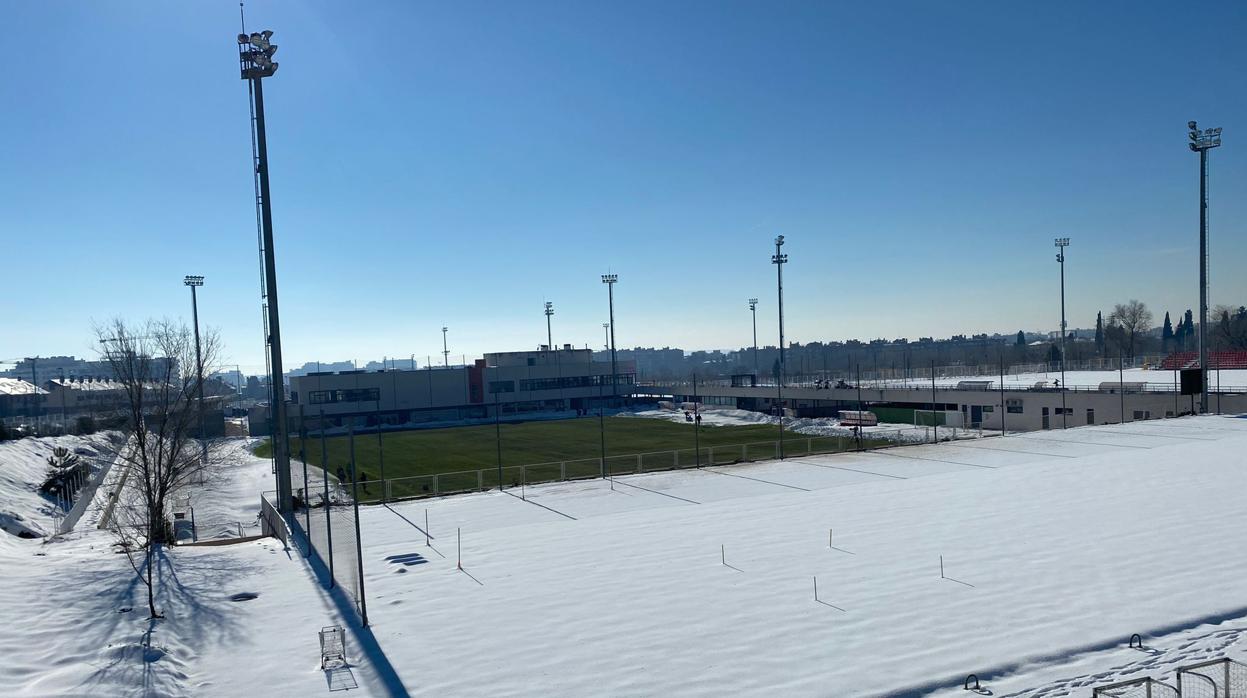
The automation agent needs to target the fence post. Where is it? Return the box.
[807,437,812,454]
[636,453,641,473]
[561,461,566,480]
[673,449,679,468]
[741,444,746,461]
[708,446,714,465]
[385,479,392,502]
[434,474,440,495]
[477,469,483,491]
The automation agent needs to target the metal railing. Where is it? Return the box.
[333,427,979,504]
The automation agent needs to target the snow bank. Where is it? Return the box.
[0,434,390,696]
[0,433,119,542]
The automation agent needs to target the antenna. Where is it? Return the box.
[240,3,246,33]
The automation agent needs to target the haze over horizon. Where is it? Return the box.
[3,1,1245,374]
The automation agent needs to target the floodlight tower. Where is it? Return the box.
[1054,238,1069,429]
[601,275,619,407]
[748,298,759,377]
[1188,120,1222,414]
[238,28,292,512]
[184,275,207,442]
[544,302,554,349]
[442,327,449,368]
[772,236,788,458]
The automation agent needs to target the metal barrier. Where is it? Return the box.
[347,427,973,505]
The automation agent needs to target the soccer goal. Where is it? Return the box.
[913,410,945,427]
[1091,676,1178,698]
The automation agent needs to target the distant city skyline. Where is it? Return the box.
[2,2,1245,375]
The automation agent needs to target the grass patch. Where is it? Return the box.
[255,416,892,500]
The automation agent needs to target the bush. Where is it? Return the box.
[40,447,87,498]
[75,416,97,435]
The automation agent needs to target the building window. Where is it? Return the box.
[309,390,332,405]
[1005,399,1023,414]
[489,380,515,393]
[308,388,379,404]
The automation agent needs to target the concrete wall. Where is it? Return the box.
[638,382,1247,431]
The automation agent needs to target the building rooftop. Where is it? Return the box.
[0,378,45,396]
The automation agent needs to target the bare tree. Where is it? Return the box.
[1107,300,1153,359]
[97,318,224,619]
[1211,304,1247,351]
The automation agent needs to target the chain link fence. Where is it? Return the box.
[270,467,368,625]
[340,427,982,505]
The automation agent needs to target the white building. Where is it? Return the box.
[284,347,636,430]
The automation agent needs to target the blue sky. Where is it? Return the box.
[2,1,1245,373]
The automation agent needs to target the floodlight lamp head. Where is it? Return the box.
[1188,120,1198,130]
[1054,237,1069,247]
[183,275,204,286]
[601,274,618,284]
[774,235,785,246]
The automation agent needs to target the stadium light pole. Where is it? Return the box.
[237,29,293,513]
[749,298,759,378]
[602,275,619,408]
[772,236,788,459]
[184,275,207,446]
[1189,120,1222,414]
[442,326,449,368]
[544,301,554,349]
[1054,238,1069,429]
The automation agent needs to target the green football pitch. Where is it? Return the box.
[254,416,870,490]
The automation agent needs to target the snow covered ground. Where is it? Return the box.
[0,434,389,696]
[355,415,1247,696]
[0,432,120,538]
[4,417,1247,696]
[623,405,983,442]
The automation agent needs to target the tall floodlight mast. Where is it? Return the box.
[237,29,292,512]
[544,302,554,349]
[748,298,759,378]
[184,275,207,447]
[771,236,787,458]
[1188,120,1222,414]
[1054,238,1069,429]
[601,275,619,408]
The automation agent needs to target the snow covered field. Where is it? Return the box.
[355,415,1247,696]
[4,416,1247,696]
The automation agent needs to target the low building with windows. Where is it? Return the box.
[284,347,636,431]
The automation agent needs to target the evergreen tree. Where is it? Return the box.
[1094,312,1104,356]
[1015,330,1025,346]
[1162,312,1174,351]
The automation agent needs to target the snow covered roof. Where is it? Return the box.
[0,378,45,396]
[46,378,126,392]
